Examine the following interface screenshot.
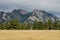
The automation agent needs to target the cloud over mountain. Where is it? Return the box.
[0,0,60,17]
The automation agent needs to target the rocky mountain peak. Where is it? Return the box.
[12,9,29,15]
[0,9,59,23]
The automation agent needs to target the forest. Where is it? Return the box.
[0,19,60,30]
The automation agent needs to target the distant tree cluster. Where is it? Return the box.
[0,19,60,30]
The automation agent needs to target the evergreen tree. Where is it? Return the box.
[44,19,53,30]
[38,21,44,30]
[9,19,20,30]
[53,20,60,30]
[33,20,38,30]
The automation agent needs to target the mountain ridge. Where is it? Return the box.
[0,9,59,23]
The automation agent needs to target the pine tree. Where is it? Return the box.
[44,19,53,30]
[53,20,60,30]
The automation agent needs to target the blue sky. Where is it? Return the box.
[0,0,60,17]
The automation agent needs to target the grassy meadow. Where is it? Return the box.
[0,30,60,40]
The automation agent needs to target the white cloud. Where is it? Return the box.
[0,0,60,12]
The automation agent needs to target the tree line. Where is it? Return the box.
[0,19,60,30]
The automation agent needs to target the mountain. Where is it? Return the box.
[0,9,58,23]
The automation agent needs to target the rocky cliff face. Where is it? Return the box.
[0,9,58,23]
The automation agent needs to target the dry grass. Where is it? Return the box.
[0,30,60,40]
